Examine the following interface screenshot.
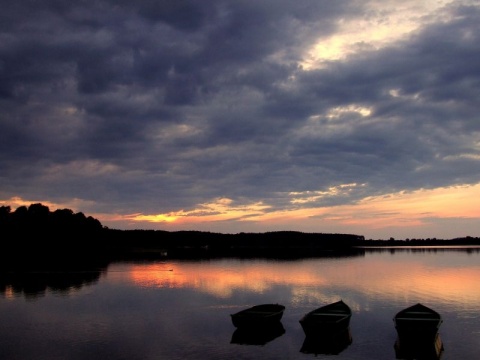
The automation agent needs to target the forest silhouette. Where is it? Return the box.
[1,203,479,269]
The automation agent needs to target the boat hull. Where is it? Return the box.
[299,300,352,336]
[394,303,442,343]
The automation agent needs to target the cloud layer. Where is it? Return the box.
[1,0,480,238]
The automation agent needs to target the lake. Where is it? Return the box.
[1,246,479,359]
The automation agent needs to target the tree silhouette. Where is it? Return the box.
[0,203,107,268]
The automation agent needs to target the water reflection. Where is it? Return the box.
[394,334,444,360]
[117,249,480,308]
[300,327,353,356]
[4,247,480,309]
[230,322,286,346]
[0,265,108,299]
[1,248,480,360]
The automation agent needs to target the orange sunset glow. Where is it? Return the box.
[94,182,480,239]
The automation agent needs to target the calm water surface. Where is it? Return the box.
[1,247,480,359]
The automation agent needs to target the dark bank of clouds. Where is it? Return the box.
[1,1,479,225]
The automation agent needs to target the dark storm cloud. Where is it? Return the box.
[1,0,479,220]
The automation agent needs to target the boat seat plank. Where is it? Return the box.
[396,317,440,321]
[239,311,277,315]
[406,311,436,314]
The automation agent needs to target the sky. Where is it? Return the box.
[1,0,480,240]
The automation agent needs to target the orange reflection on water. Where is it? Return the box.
[4,286,15,299]
[127,261,328,298]
[378,265,480,303]
[327,255,480,304]
[119,254,480,306]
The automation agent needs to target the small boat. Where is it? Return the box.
[299,300,352,336]
[230,303,285,328]
[393,303,443,342]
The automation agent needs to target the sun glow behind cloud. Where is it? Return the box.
[110,183,480,238]
[289,183,363,204]
[301,0,448,69]
[126,198,270,224]
[326,105,372,119]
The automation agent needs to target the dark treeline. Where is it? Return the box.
[0,203,365,264]
[0,203,103,235]
[362,237,480,246]
[0,203,107,269]
[1,203,479,267]
[107,229,366,259]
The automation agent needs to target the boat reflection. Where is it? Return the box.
[300,326,352,356]
[230,321,285,346]
[394,333,444,360]
[0,263,108,299]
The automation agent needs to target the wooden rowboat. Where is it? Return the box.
[393,303,443,342]
[299,300,352,336]
[230,303,285,328]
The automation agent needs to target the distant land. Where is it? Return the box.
[1,203,479,267]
